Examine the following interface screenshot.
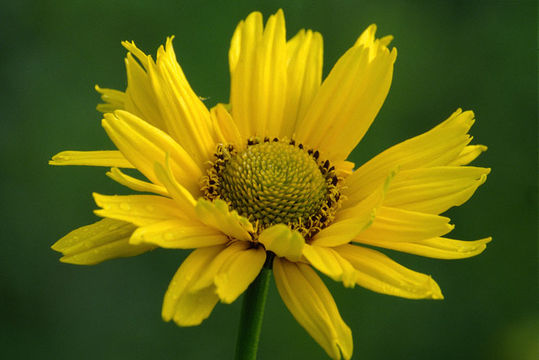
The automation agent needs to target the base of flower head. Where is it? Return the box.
[201,137,343,239]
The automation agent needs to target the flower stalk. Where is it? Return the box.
[234,254,273,360]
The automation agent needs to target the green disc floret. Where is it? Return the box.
[219,141,328,227]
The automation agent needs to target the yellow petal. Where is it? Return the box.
[51,218,154,265]
[195,199,253,241]
[335,244,444,299]
[229,10,287,139]
[302,245,357,288]
[153,157,197,219]
[312,170,395,247]
[384,166,490,214]
[49,150,134,168]
[258,224,305,261]
[93,193,183,226]
[273,258,353,360]
[210,104,243,147]
[357,236,492,259]
[280,29,323,138]
[106,167,168,196]
[146,37,216,164]
[344,109,476,204]
[130,218,227,248]
[295,25,396,161]
[102,110,202,195]
[354,206,454,243]
[95,85,126,113]
[190,241,266,304]
[162,246,224,326]
[448,145,488,166]
[122,44,167,131]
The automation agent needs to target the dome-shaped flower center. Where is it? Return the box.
[219,141,327,227]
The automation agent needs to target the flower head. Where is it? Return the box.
[51,10,490,360]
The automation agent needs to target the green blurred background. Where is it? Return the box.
[2,0,537,359]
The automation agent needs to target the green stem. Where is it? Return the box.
[234,255,273,360]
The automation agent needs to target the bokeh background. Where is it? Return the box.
[1,0,537,359]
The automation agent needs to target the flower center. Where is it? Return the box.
[203,138,341,238]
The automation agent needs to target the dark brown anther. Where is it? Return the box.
[273,137,279,142]
[298,144,304,149]
[289,139,296,145]
[313,150,319,160]
[263,137,270,142]
[307,149,313,155]
[331,176,338,185]
[323,160,330,169]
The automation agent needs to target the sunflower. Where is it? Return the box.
[50,10,490,360]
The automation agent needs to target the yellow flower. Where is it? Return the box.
[50,10,491,360]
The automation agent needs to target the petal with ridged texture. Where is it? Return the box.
[162,246,224,326]
[102,110,202,195]
[95,85,126,113]
[281,29,323,138]
[51,218,154,265]
[344,109,477,204]
[130,218,227,248]
[302,245,357,287]
[93,193,183,226]
[335,244,443,299]
[210,104,243,147]
[258,224,305,261]
[190,241,266,304]
[357,236,492,259]
[312,170,395,247]
[384,166,490,214]
[195,199,253,241]
[49,150,133,168]
[229,10,287,139]
[106,167,168,196]
[354,206,454,243]
[273,258,353,360]
[145,37,216,164]
[295,24,396,161]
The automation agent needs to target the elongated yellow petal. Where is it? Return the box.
[146,37,216,164]
[281,29,323,138]
[230,10,287,139]
[295,25,396,161]
[258,224,305,262]
[354,206,454,243]
[195,199,253,241]
[302,245,357,287]
[93,193,183,226]
[95,85,126,113]
[106,167,168,196]
[384,166,490,214]
[448,145,488,166]
[121,45,167,130]
[210,104,243,147]
[52,218,154,265]
[335,244,443,299]
[312,170,394,247]
[213,245,266,303]
[358,236,492,259]
[153,157,197,219]
[190,241,266,303]
[130,218,227,248]
[345,109,476,204]
[162,246,224,326]
[49,150,134,168]
[273,258,353,360]
[102,110,202,195]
